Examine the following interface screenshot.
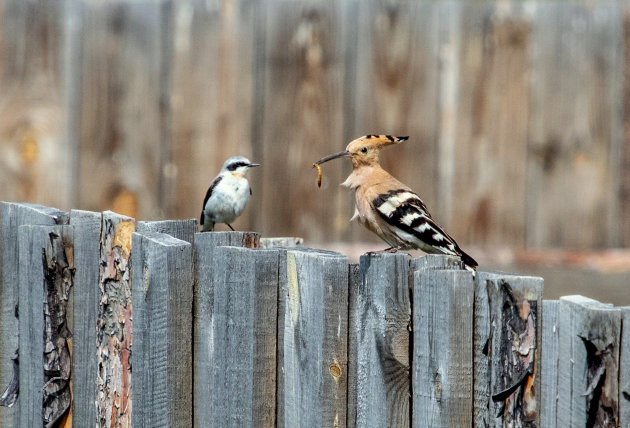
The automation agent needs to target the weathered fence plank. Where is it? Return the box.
[413,265,474,427]
[557,295,621,427]
[277,248,348,427]
[350,252,409,428]
[192,231,260,427]
[204,246,279,427]
[68,209,102,427]
[131,231,193,427]
[621,307,630,427]
[540,300,560,427]
[18,225,73,427]
[136,218,198,244]
[474,272,543,427]
[96,211,135,427]
[259,236,304,248]
[0,203,66,426]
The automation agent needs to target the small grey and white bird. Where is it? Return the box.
[200,156,260,232]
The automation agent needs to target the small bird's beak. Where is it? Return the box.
[248,163,260,168]
[314,150,350,165]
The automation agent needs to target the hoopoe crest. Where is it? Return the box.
[314,135,478,272]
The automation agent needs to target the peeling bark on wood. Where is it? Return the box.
[96,211,135,428]
[1,203,66,428]
[474,272,543,427]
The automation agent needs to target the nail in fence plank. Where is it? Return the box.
[621,307,630,427]
[540,300,560,426]
[351,253,409,428]
[259,237,304,248]
[136,218,198,244]
[0,203,66,427]
[473,272,543,427]
[277,248,348,428]
[413,265,474,427]
[68,210,102,426]
[192,231,259,427]
[557,295,621,427]
[18,225,73,427]
[207,246,279,427]
[131,231,193,427]
[96,211,135,427]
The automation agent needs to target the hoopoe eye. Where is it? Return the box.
[360,147,368,154]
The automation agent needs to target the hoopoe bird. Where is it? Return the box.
[200,156,260,232]
[315,135,478,272]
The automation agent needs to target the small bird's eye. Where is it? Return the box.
[361,147,368,154]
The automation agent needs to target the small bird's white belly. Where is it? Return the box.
[204,179,250,224]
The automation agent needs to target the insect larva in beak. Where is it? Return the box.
[313,163,323,188]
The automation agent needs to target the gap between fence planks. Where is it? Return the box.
[3,203,630,427]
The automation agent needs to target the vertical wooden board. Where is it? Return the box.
[412,269,474,428]
[208,246,278,427]
[473,272,543,427]
[192,231,260,427]
[540,300,560,427]
[68,209,102,427]
[346,262,360,428]
[350,253,409,428]
[347,1,442,242]
[451,3,532,247]
[620,307,630,427]
[277,248,348,427]
[17,225,73,428]
[0,203,66,426]
[527,3,624,248]
[74,0,171,220]
[256,0,346,241]
[137,218,198,244]
[171,0,257,225]
[0,0,72,210]
[131,231,193,428]
[96,211,135,427]
[558,296,621,427]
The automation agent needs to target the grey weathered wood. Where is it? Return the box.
[68,210,102,426]
[350,252,409,428]
[346,262,360,428]
[192,231,260,427]
[557,295,621,427]
[473,272,543,427]
[18,225,73,428]
[259,236,304,248]
[137,218,198,244]
[131,231,193,428]
[620,307,630,427]
[413,267,474,427]
[204,246,279,427]
[0,203,66,426]
[96,211,135,427]
[277,248,348,428]
[540,300,560,427]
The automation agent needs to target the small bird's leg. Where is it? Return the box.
[226,223,235,231]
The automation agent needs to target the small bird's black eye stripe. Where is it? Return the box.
[227,162,248,171]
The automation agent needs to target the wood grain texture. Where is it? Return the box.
[0,203,66,427]
[136,218,198,244]
[192,231,260,427]
[205,246,279,427]
[68,209,102,427]
[96,211,135,427]
[131,231,193,428]
[413,266,474,428]
[259,236,304,248]
[540,300,560,427]
[350,252,409,428]
[620,307,630,427]
[277,248,348,427]
[474,272,543,427]
[557,295,621,427]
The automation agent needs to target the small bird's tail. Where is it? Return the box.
[460,250,478,274]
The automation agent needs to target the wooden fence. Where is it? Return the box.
[1,0,630,249]
[0,202,629,427]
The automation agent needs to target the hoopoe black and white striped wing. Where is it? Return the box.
[373,189,478,269]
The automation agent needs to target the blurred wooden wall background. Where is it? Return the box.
[1,0,628,249]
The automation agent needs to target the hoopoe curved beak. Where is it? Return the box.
[314,150,350,166]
